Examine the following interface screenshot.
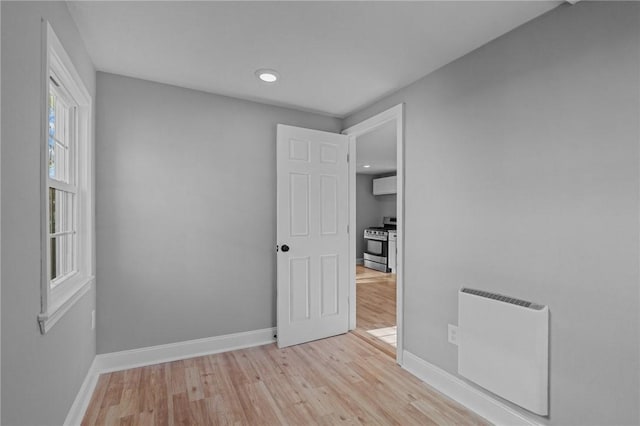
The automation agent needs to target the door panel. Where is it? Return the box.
[277,124,349,348]
[289,257,311,321]
[320,175,338,235]
[320,143,338,164]
[289,173,310,236]
[289,138,310,161]
[320,254,339,317]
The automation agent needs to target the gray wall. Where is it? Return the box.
[1,2,96,425]
[96,72,341,353]
[345,2,639,425]
[1,2,3,421]
[356,174,396,260]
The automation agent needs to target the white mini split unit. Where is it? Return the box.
[458,288,549,416]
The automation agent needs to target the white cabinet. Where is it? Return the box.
[372,176,397,195]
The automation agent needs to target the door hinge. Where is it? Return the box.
[347,153,350,163]
[347,224,349,234]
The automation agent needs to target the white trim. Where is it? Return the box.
[348,135,357,327]
[343,104,403,136]
[39,18,50,336]
[63,357,99,426]
[342,103,405,365]
[40,21,94,334]
[402,350,542,426]
[64,327,277,425]
[38,277,93,334]
[94,327,277,373]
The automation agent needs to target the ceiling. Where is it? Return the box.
[67,1,561,118]
[356,120,397,175]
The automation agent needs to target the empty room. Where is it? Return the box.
[2,1,639,425]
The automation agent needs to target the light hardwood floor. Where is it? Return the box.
[355,265,396,330]
[82,333,490,425]
[353,264,397,357]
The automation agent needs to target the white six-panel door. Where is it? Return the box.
[276,124,349,348]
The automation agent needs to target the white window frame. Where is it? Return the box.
[38,22,94,334]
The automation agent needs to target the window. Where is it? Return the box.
[48,76,77,286]
[38,23,94,334]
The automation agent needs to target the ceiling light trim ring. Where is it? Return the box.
[255,68,279,83]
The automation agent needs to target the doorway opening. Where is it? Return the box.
[353,264,397,358]
[343,104,404,364]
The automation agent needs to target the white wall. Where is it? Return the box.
[1,2,96,425]
[95,72,342,353]
[356,174,396,260]
[345,2,639,425]
[378,193,396,220]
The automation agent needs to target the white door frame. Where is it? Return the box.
[342,103,405,365]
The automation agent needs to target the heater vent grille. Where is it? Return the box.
[461,288,544,310]
[458,288,549,415]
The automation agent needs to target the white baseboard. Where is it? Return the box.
[402,350,542,426]
[93,327,276,373]
[63,357,99,426]
[64,327,276,426]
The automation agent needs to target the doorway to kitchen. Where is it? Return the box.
[353,263,397,358]
[343,104,404,363]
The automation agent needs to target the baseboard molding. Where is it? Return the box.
[64,327,276,425]
[402,350,542,426]
[356,258,364,265]
[94,327,277,373]
[63,357,99,426]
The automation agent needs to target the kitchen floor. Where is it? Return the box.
[353,264,397,358]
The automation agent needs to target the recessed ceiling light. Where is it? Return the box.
[255,69,279,83]
[363,164,371,168]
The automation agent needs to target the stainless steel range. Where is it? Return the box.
[363,216,396,272]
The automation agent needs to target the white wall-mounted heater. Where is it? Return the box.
[458,288,549,416]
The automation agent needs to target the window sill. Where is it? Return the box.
[38,275,94,334]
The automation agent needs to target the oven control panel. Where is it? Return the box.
[364,229,388,241]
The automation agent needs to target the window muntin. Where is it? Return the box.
[47,81,78,288]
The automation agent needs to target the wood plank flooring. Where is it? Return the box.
[82,333,490,425]
[353,265,397,357]
[355,265,396,331]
